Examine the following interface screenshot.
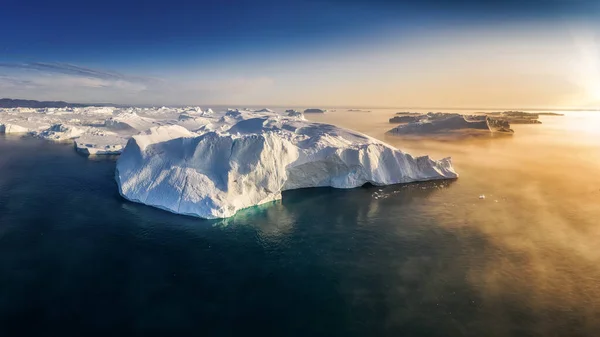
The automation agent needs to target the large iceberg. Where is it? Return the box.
[115,112,457,219]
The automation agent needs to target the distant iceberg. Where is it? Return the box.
[285,110,304,119]
[303,108,326,113]
[36,124,87,141]
[387,113,513,135]
[104,112,161,132]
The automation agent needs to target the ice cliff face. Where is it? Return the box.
[116,112,457,219]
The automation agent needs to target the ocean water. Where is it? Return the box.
[1,111,600,336]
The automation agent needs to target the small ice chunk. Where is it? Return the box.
[479,194,486,200]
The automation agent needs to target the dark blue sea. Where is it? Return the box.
[1,111,600,337]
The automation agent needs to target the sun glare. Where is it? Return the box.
[571,25,600,108]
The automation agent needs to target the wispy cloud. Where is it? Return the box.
[29,75,148,92]
[0,62,276,105]
[0,75,35,89]
[0,62,159,103]
[0,62,154,84]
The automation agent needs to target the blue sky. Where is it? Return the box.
[1,0,600,108]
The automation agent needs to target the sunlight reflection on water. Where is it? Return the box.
[307,109,600,333]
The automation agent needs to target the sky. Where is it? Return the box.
[1,0,600,109]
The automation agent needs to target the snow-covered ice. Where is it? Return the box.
[0,106,194,153]
[285,110,304,119]
[104,112,163,133]
[36,124,87,141]
[0,123,29,134]
[74,134,128,155]
[115,110,458,219]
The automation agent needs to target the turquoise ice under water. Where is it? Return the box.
[1,110,600,337]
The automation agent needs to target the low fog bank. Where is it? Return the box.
[308,109,600,326]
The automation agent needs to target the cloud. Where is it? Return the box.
[0,61,276,105]
[0,75,36,89]
[0,62,153,83]
[0,62,155,95]
[0,62,158,103]
[29,75,148,92]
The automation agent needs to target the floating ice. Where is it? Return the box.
[36,124,86,141]
[303,108,326,113]
[116,111,458,219]
[0,123,29,134]
[387,114,514,135]
[74,134,128,155]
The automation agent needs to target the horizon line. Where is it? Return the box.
[2,97,598,112]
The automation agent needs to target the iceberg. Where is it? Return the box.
[104,112,161,132]
[74,134,128,155]
[0,115,52,134]
[484,111,543,124]
[35,124,87,141]
[285,110,304,119]
[116,114,457,219]
[303,108,326,113]
[84,107,115,115]
[387,114,514,135]
[0,123,29,134]
[389,115,421,123]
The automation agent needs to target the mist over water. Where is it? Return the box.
[308,109,600,335]
[0,109,599,336]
